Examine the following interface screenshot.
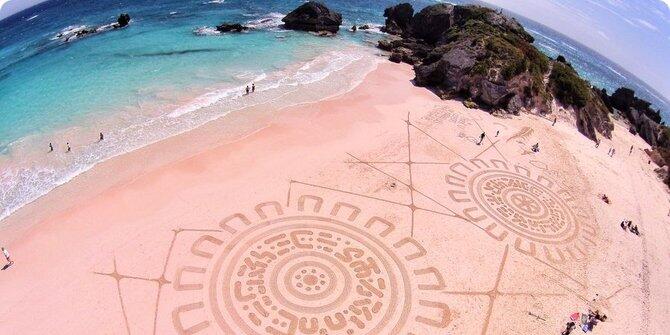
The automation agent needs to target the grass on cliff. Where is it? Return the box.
[549,62,590,108]
[456,19,549,81]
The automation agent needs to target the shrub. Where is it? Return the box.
[549,62,590,108]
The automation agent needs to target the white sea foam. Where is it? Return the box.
[606,65,626,79]
[561,42,578,52]
[353,23,384,34]
[193,26,220,36]
[526,28,559,44]
[0,48,379,222]
[52,25,88,41]
[169,50,363,118]
[26,15,39,21]
[245,12,285,30]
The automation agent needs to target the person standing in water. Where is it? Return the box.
[245,85,250,95]
[252,83,255,93]
[49,143,54,152]
[66,142,71,153]
[99,132,104,142]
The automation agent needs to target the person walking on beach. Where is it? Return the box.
[252,83,255,93]
[245,85,250,95]
[611,148,616,157]
[629,145,634,155]
[99,132,104,142]
[66,142,71,153]
[595,139,600,148]
[552,117,557,126]
[495,130,500,137]
[2,247,12,268]
[607,148,612,156]
[477,132,486,145]
[49,143,54,153]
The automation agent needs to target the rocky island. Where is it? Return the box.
[55,13,131,42]
[282,1,343,34]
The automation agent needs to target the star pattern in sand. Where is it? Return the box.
[95,107,608,334]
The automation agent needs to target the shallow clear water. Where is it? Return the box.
[0,0,667,221]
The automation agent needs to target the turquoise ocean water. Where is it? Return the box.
[0,0,668,220]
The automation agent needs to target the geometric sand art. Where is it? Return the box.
[173,198,450,334]
[96,108,603,334]
[444,159,598,264]
[99,195,451,335]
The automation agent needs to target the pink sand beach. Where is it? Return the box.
[1,62,669,334]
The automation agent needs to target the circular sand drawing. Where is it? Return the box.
[210,221,407,334]
[445,159,597,264]
[172,197,451,335]
[469,169,578,244]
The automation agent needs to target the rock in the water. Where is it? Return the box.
[117,13,131,27]
[282,1,343,33]
[216,23,249,33]
[382,3,414,36]
[359,24,371,30]
[351,25,357,32]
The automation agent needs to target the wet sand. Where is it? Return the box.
[0,62,668,334]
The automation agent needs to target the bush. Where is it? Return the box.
[549,62,590,108]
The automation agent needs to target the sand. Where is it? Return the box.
[0,62,668,334]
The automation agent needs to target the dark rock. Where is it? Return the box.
[58,13,131,42]
[382,3,414,36]
[610,87,662,123]
[556,55,566,63]
[389,52,402,63]
[282,1,343,33]
[376,3,619,142]
[117,13,131,27]
[216,23,249,33]
[638,114,660,146]
[411,3,454,44]
[359,24,371,30]
[479,80,511,107]
[351,25,357,32]
[574,89,614,140]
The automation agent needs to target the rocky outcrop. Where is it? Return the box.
[282,1,342,33]
[117,13,130,28]
[377,3,615,141]
[411,3,454,44]
[381,4,552,113]
[381,3,414,36]
[574,89,614,140]
[216,23,249,33]
[595,87,665,147]
[55,13,131,43]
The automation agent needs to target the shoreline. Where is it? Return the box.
[0,45,381,227]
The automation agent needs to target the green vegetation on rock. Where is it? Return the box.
[549,62,590,108]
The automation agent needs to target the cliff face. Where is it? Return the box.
[379,3,614,141]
